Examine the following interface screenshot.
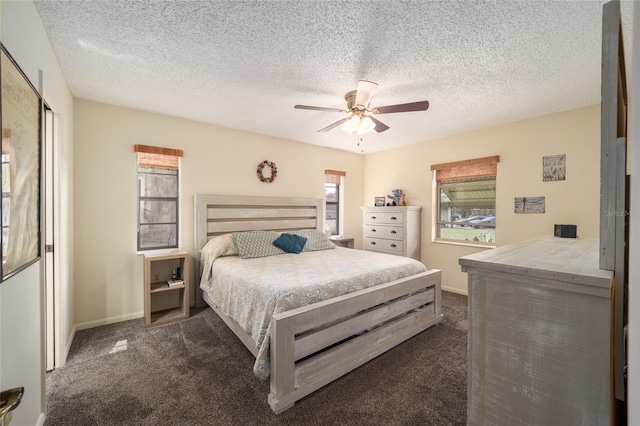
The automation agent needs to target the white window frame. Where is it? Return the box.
[431,156,499,248]
[325,170,346,237]
[135,145,182,251]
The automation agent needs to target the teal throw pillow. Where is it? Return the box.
[273,233,307,254]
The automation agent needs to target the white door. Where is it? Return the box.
[44,106,58,371]
[0,104,48,426]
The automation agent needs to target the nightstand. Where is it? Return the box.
[143,250,190,327]
[330,237,354,249]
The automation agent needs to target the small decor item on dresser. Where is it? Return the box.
[171,267,181,279]
[167,278,184,286]
[554,224,577,238]
[374,196,385,207]
[386,189,405,206]
[257,160,277,183]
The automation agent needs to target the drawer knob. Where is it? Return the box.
[391,230,397,234]
[390,216,397,220]
[370,241,376,245]
[391,244,397,248]
[371,229,376,232]
[371,216,376,219]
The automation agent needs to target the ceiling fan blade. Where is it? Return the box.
[369,116,390,133]
[295,105,347,113]
[318,117,350,132]
[355,80,378,107]
[373,100,429,114]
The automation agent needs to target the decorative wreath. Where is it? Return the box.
[257,160,277,183]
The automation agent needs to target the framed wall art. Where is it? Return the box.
[1,44,42,281]
[543,154,566,181]
[514,197,545,214]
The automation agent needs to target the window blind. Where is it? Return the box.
[431,155,499,181]
[325,169,346,184]
[134,144,183,169]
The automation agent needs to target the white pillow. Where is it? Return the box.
[291,229,337,252]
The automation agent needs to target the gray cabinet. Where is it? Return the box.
[459,237,613,426]
[361,206,421,260]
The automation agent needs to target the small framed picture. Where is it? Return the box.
[543,154,566,181]
[374,196,385,207]
[514,196,545,214]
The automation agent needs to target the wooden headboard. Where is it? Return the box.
[194,194,323,299]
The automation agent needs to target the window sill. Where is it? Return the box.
[432,238,496,249]
[137,248,184,256]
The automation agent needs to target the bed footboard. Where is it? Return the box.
[268,269,442,413]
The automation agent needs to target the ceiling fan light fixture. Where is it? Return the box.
[342,115,361,133]
[358,116,375,135]
[342,114,375,135]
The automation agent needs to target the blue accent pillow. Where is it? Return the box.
[272,233,307,254]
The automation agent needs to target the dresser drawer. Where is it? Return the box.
[364,237,404,254]
[363,212,405,225]
[364,224,404,240]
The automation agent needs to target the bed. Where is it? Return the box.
[194,194,443,413]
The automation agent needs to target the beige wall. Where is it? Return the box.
[364,105,600,293]
[73,99,364,328]
[74,100,600,324]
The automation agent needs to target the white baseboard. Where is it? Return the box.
[442,285,468,296]
[36,412,46,426]
[75,311,144,332]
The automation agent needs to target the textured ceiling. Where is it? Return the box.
[33,0,635,154]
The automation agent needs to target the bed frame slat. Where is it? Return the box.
[295,305,438,387]
[207,206,319,219]
[273,271,440,333]
[206,219,318,234]
[294,289,434,360]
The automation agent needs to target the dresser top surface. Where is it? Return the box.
[459,236,613,288]
[361,206,422,211]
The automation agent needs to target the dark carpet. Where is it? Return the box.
[45,291,468,426]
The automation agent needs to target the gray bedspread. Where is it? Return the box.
[200,244,427,379]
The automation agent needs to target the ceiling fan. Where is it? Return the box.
[294,80,429,135]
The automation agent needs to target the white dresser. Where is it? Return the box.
[459,237,614,426]
[361,206,421,260]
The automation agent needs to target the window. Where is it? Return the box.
[431,156,499,246]
[135,144,183,251]
[325,170,345,236]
